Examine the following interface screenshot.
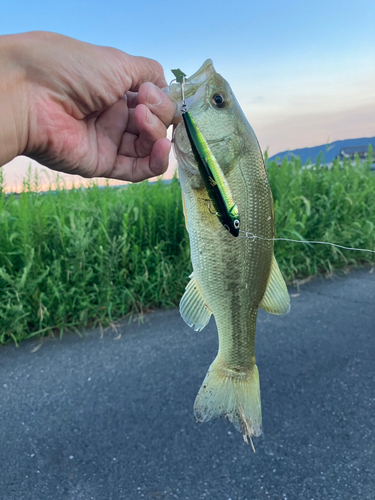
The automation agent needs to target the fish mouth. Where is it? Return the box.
[163,59,218,122]
[186,59,216,86]
[166,59,233,177]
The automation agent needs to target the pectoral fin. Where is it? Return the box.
[259,255,290,315]
[180,273,212,331]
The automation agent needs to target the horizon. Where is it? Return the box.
[2,135,374,193]
[1,0,374,188]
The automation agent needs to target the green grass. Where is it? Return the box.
[0,151,374,344]
[266,149,375,281]
[0,173,190,344]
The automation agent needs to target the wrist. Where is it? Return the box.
[0,34,29,167]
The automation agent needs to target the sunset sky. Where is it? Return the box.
[1,0,374,189]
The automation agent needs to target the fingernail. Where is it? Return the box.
[147,84,163,106]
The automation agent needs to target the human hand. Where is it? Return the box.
[0,32,175,182]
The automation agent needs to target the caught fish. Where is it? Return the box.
[166,60,290,444]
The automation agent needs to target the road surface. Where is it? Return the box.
[1,268,374,499]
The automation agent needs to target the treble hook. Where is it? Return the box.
[207,200,219,216]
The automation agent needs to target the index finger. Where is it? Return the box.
[125,54,167,91]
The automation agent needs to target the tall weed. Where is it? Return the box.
[267,150,375,280]
[0,175,190,343]
[0,152,374,344]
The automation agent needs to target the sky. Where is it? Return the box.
[1,0,374,189]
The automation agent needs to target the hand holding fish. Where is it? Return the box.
[0,31,175,181]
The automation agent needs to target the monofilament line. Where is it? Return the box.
[238,230,375,254]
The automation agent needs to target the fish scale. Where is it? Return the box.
[168,59,290,443]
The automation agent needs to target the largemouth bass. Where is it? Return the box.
[166,60,290,444]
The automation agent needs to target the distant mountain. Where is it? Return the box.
[268,137,375,164]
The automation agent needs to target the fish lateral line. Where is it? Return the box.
[181,110,240,237]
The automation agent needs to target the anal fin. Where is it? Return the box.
[180,273,212,331]
[259,255,290,315]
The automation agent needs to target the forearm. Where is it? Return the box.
[0,35,28,167]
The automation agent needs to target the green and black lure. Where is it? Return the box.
[182,112,240,237]
[172,69,241,237]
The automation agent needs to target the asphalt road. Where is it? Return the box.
[1,268,374,500]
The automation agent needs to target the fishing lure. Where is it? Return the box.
[172,69,240,237]
[182,112,240,237]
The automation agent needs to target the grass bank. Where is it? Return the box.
[0,154,374,344]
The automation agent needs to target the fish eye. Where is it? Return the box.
[234,219,240,229]
[211,92,227,109]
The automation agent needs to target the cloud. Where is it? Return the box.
[251,96,265,104]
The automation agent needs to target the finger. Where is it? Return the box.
[118,131,139,158]
[109,138,171,182]
[95,98,129,148]
[126,55,167,91]
[138,82,175,128]
[94,99,139,139]
[124,108,139,135]
[133,104,169,157]
[117,105,168,158]
[124,85,175,139]
[125,91,138,108]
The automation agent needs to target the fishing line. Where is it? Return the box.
[203,200,375,253]
[238,230,375,254]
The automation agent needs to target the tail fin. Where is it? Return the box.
[194,356,262,447]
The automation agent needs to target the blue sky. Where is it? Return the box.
[1,0,374,184]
